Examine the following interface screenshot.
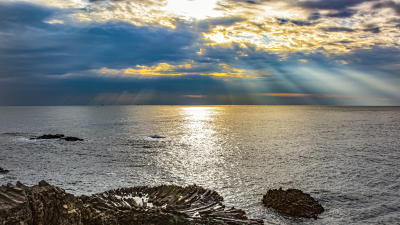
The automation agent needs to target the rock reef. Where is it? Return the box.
[262,188,324,219]
[0,181,263,225]
[30,134,84,141]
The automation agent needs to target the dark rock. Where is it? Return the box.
[262,188,324,219]
[0,167,9,174]
[0,180,83,225]
[32,134,65,139]
[62,137,84,141]
[30,134,84,141]
[0,181,263,225]
[38,180,50,187]
[149,135,165,139]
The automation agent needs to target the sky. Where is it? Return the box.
[0,0,400,105]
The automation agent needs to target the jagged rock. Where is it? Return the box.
[0,167,9,174]
[0,181,83,225]
[0,181,263,225]
[262,188,324,219]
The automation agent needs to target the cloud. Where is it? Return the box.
[194,17,247,32]
[320,27,356,32]
[1,1,400,105]
[0,2,55,29]
[276,18,315,26]
[253,93,391,101]
[0,2,199,78]
[299,0,377,10]
[373,0,400,15]
[326,10,357,18]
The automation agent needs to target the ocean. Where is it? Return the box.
[0,106,399,224]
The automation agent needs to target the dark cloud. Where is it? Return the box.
[194,17,246,31]
[308,12,322,20]
[320,27,356,32]
[373,1,400,15]
[215,0,268,10]
[0,2,55,29]
[363,26,380,33]
[326,10,357,18]
[0,2,198,78]
[218,0,378,13]
[299,0,377,10]
[276,18,315,26]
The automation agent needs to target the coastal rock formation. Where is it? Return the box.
[0,180,83,225]
[0,181,263,225]
[262,188,324,219]
[0,167,9,174]
[30,134,84,141]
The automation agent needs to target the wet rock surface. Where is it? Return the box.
[30,134,84,141]
[0,181,263,225]
[0,167,9,174]
[262,188,324,219]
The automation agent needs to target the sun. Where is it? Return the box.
[164,0,222,20]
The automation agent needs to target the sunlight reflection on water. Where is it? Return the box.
[161,106,226,186]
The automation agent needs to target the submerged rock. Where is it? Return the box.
[262,188,324,219]
[0,167,9,174]
[0,181,263,225]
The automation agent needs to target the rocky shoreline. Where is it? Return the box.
[0,181,263,225]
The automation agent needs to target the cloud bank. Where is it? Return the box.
[0,0,399,105]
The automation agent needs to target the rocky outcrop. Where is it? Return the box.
[30,134,84,141]
[0,180,83,225]
[262,188,324,219]
[0,168,9,174]
[0,181,263,225]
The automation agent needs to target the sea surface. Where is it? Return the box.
[0,106,399,224]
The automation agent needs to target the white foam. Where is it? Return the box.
[193,212,201,218]
[114,194,153,208]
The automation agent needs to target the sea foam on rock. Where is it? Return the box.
[262,188,324,219]
[0,181,263,225]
